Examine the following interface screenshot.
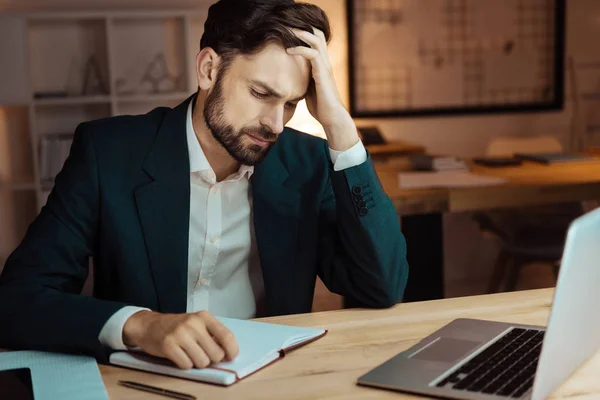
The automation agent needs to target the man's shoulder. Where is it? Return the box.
[277,127,329,161]
[264,128,332,188]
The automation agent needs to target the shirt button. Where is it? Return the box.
[210,235,219,244]
[210,186,219,194]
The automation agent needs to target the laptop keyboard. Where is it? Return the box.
[435,328,544,398]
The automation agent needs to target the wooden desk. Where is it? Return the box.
[376,158,600,216]
[366,142,426,159]
[99,289,600,399]
[375,158,600,301]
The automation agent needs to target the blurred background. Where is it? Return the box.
[1,0,599,311]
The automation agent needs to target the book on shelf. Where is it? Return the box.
[39,133,74,185]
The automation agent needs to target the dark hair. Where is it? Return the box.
[200,0,331,71]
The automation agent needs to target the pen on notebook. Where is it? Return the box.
[119,380,196,400]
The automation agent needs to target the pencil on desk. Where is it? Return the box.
[119,380,196,400]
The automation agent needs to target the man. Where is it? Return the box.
[0,0,408,370]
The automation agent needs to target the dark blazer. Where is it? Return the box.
[0,95,408,363]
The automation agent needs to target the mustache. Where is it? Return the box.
[243,127,278,142]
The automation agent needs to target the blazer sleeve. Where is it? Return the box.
[316,142,409,308]
[0,123,128,362]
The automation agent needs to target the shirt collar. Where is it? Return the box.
[186,97,254,179]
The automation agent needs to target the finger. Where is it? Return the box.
[163,341,194,370]
[194,329,226,364]
[289,28,331,70]
[290,28,322,50]
[300,27,332,70]
[312,27,326,43]
[286,47,330,84]
[179,334,212,368]
[202,314,239,361]
[287,46,319,60]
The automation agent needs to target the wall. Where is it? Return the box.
[1,0,600,294]
[0,107,36,268]
[0,0,213,10]
[2,0,598,155]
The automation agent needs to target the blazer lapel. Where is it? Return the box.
[134,95,194,313]
[251,141,302,316]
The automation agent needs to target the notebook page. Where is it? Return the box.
[109,352,239,385]
[283,333,322,349]
[216,317,325,378]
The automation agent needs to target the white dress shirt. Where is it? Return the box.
[98,100,367,350]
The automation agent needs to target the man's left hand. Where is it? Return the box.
[287,28,359,151]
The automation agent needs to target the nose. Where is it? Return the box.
[260,106,285,135]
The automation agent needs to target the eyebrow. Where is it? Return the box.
[248,79,306,102]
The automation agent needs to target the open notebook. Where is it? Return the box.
[109,317,327,386]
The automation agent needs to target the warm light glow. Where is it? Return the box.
[285,99,326,138]
[0,108,10,182]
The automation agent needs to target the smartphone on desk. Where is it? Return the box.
[472,156,522,167]
[0,368,34,400]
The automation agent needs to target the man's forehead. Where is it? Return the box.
[230,44,311,97]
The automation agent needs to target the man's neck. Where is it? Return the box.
[192,100,241,182]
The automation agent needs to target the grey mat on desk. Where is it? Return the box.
[0,351,109,400]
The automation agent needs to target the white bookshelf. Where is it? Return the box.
[0,9,206,210]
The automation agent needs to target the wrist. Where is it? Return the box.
[326,127,360,152]
[323,112,359,152]
[122,310,154,347]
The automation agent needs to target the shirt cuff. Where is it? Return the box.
[98,305,151,350]
[329,140,368,171]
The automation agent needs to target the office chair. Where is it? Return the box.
[474,136,583,293]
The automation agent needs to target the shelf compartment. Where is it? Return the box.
[0,182,36,191]
[34,95,111,106]
[110,16,188,97]
[28,17,110,98]
[35,103,111,136]
[116,91,190,103]
[116,92,189,116]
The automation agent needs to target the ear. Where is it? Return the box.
[196,48,220,91]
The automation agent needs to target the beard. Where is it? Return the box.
[203,71,278,165]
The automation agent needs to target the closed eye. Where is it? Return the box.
[252,88,298,109]
[251,89,268,99]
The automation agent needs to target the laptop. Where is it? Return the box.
[358,207,600,400]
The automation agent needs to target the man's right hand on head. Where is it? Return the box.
[122,310,239,369]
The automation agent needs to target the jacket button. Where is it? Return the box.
[358,207,369,216]
[353,194,363,202]
[352,186,362,195]
[358,200,366,208]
